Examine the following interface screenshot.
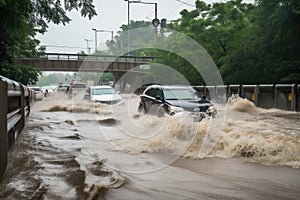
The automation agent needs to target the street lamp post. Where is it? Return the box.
[92,28,114,54]
[100,30,113,41]
[124,0,142,55]
[84,39,92,54]
[92,28,98,53]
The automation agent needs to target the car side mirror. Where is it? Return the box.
[155,96,163,102]
[202,95,206,100]
[85,92,89,96]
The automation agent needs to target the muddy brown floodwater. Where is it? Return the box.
[0,93,300,200]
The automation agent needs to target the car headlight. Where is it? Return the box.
[168,105,184,115]
[207,105,217,114]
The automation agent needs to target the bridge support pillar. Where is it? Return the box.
[112,71,143,93]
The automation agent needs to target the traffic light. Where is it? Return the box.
[152,18,160,27]
[161,18,167,28]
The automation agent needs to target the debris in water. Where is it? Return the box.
[132,114,141,119]
[61,133,82,140]
[98,118,120,126]
[87,175,126,200]
[28,183,48,200]
[64,120,74,125]
[41,105,67,112]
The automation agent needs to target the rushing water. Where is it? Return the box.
[0,92,300,200]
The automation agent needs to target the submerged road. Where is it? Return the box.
[0,93,300,200]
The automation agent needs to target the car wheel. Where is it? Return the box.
[148,105,165,117]
[157,106,166,117]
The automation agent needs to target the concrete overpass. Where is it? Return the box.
[17,53,155,92]
[17,53,154,72]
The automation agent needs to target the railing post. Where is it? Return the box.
[297,85,300,111]
[291,84,297,111]
[20,85,25,132]
[0,78,8,178]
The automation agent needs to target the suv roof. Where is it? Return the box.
[89,86,113,89]
[70,83,86,88]
[146,85,194,89]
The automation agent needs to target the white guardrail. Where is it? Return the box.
[0,75,34,179]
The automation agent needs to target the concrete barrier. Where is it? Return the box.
[242,85,257,104]
[0,76,33,179]
[196,84,299,111]
[193,86,205,97]
[204,86,215,101]
[275,84,296,111]
[215,85,228,103]
[257,84,275,109]
[228,85,241,97]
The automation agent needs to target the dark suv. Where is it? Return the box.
[138,85,216,121]
[67,82,86,98]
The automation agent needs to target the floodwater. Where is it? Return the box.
[0,92,300,200]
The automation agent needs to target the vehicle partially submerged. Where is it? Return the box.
[84,86,124,106]
[138,85,217,121]
[67,82,87,98]
[29,86,44,100]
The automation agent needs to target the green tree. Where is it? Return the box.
[220,0,300,83]
[0,0,97,84]
[107,20,153,56]
[169,0,255,84]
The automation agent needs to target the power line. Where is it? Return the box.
[174,0,196,8]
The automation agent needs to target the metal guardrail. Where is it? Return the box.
[20,53,156,63]
[0,76,33,179]
[194,84,299,111]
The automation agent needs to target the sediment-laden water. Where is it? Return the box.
[0,92,299,200]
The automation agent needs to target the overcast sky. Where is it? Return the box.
[37,0,253,53]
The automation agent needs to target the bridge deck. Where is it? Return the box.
[17,53,155,72]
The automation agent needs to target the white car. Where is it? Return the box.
[41,86,54,97]
[29,86,44,100]
[84,86,124,105]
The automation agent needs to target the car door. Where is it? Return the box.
[143,87,164,115]
[143,87,156,112]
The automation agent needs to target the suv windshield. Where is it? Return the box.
[32,87,41,92]
[71,84,86,88]
[91,88,116,95]
[163,88,200,100]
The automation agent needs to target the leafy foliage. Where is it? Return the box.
[0,0,97,84]
[109,0,300,84]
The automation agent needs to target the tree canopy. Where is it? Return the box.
[0,0,97,85]
[168,0,300,84]
[109,0,300,85]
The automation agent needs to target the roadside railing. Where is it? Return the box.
[194,84,299,111]
[20,53,156,63]
[0,76,33,178]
